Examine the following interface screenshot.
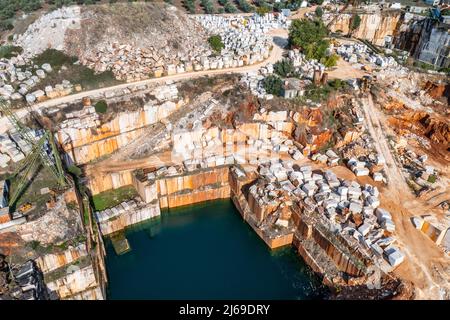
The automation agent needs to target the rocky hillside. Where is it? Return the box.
[15,3,211,81]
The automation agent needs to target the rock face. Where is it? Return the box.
[56,84,183,165]
[46,265,100,300]
[325,10,449,68]
[35,244,88,274]
[326,11,402,46]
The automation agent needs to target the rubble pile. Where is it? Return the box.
[195,13,284,68]
[81,41,209,82]
[287,49,326,80]
[253,160,405,268]
[0,58,75,103]
[240,64,274,99]
[0,257,48,300]
[337,132,387,183]
[393,146,439,194]
[335,42,408,75]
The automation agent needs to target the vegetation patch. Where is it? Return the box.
[208,35,224,53]
[30,49,122,91]
[94,100,108,114]
[0,45,23,59]
[288,18,338,68]
[91,185,138,212]
[262,75,283,96]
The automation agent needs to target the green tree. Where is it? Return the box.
[94,100,108,113]
[262,75,283,96]
[289,19,328,50]
[273,59,294,78]
[208,35,224,53]
[349,14,361,34]
[310,0,324,4]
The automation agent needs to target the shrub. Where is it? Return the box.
[68,165,82,177]
[236,0,255,13]
[94,100,108,113]
[208,35,224,53]
[262,75,283,96]
[322,53,339,68]
[427,175,437,184]
[273,59,294,77]
[350,14,361,33]
[184,0,196,13]
[201,0,215,14]
[256,6,271,16]
[0,45,23,59]
[224,2,238,12]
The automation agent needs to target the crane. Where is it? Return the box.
[0,98,67,208]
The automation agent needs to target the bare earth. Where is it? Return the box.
[360,94,449,300]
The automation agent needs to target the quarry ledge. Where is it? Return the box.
[91,164,406,298]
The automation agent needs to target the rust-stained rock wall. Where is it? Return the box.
[58,100,183,164]
[157,166,231,209]
[311,227,364,277]
[36,244,88,273]
[88,170,134,195]
[160,185,230,209]
[157,167,229,196]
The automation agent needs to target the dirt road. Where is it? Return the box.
[0,30,287,134]
[360,94,449,300]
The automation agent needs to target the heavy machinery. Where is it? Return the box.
[0,98,68,208]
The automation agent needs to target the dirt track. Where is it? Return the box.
[360,94,449,300]
[0,30,287,134]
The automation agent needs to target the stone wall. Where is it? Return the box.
[57,99,184,165]
[46,265,101,300]
[327,12,402,46]
[95,166,232,235]
[36,244,88,274]
[98,203,161,236]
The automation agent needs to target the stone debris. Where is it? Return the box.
[335,42,408,76]
[0,128,47,166]
[0,257,49,300]
[249,159,404,268]
[0,56,75,103]
[390,144,440,194]
[14,6,81,60]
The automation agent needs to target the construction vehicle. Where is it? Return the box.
[0,98,68,209]
[18,203,32,214]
